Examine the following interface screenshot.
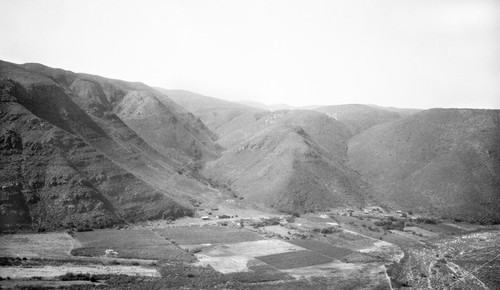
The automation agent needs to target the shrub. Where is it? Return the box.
[59,272,96,281]
[374,220,404,231]
[416,218,438,224]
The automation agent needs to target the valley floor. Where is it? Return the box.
[1,205,499,289]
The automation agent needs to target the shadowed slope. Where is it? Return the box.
[0,80,191,229]
[0,60,223,229]
[22,63,220,162]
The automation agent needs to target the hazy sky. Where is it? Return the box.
[1,0,499,109]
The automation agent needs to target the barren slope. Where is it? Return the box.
[348,108,500,222]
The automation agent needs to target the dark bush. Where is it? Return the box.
[59,272,96,281]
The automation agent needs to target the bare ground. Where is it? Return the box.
[0,264,160,278]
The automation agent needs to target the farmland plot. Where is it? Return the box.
[417,223,469,236]
[283,261,392,289]
[324,230,375,250]
[0,264,160,278]
[224,240,304,257]
[0,233,77,258]
[71,229,193,261]
[404,226,438,238]
[262,225,300,237]
[195,252,263,274]
[153,226,263,245]
[256,250,333,270]
[358,240,404,263]
[289,239,353,260]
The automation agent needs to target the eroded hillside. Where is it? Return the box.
[348,109,500,222]
[2,60,499,229]
[203,110,369,213]
[0,61,222,230]
[164,90,500,222]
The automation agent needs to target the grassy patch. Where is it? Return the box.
[71,229,194,261]
[256,250,333,270]
[153,226,263,245]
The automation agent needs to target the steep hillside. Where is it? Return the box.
[348,109,500,222]
[217,110,352,162]
[157,89,266,135]
[157,92,369,213]
[315,104,401,135]
[0,60,222,230]
[204,110,368,213]
[22,63,219,162]
[0,80,192,230]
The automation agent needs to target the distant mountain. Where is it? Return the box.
[314,104,402,135]
[238,101,322,112]
[237,100,270,111]
[157,89,266,135]
[0,61,220,230]
[348,108,500,222]
[367,105,422,117]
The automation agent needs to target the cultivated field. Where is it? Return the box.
[71,228,193,261]
[0,233,76,258]
[153,226,263,245]
[0,264,159,278]
[289,239,354,260]
[2,211,497,289]
[282,261,391,289]
[256,250,333,270]
[224,240,304,257]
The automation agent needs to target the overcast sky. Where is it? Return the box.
[1,0,499,109]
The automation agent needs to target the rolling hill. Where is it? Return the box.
[348,108,500,222]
